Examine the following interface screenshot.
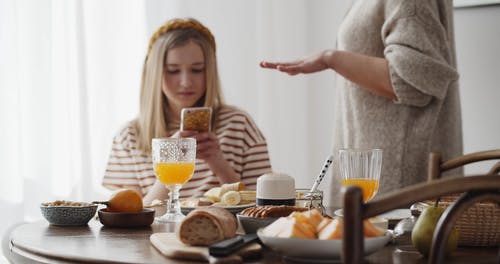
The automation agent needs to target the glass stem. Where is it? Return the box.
[166,184,182,214]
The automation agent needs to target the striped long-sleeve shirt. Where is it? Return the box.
[103,106,272,198]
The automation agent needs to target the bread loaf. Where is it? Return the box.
[177,206,237,246]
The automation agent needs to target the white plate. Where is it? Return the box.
[257,229,393,259]
[181,203,255,215]
[335,208,411,221]
[377,209,411,220]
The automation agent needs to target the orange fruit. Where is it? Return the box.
[106,189,143,213]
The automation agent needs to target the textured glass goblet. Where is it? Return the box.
[152,137,196,223]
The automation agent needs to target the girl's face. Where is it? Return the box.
[163,40,206,118]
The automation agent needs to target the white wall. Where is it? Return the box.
[454,5,500,174]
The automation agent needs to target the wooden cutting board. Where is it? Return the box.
[150,232,262,264]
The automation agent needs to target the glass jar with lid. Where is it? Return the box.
[295,188,326,216]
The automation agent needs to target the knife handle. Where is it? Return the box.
[209,236,244,257]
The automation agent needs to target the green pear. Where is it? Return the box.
[411,205,458,257]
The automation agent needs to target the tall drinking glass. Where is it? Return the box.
[152,138,196,223]
[339,149,383,202]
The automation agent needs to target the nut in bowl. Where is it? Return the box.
[40,200,98,226]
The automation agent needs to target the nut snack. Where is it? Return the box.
[42,200,93,207]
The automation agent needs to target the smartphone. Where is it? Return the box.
[181,107,212,132]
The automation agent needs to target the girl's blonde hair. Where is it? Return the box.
[135,18,224,153]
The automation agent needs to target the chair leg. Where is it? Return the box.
[342,186,364,264]
[429,190,500,264]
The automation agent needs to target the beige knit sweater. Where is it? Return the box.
[327,0,463,206]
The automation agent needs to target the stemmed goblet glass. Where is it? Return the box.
[152,137,196,223]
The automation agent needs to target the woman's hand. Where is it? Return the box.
[261,49,395,99]
[260,49,335,75]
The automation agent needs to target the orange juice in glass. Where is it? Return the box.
[152,138,196,223]
[341,178,379,201]
[155,162,195,185]
[339,149,382,202]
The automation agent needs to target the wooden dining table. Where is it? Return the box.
[5,208,499,264]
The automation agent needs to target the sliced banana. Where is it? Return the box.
[238,190,256,202]
[204,187,221,202]
[221,191,241,206]
[219,182,245,197]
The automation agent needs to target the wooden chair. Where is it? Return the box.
[342,175,500,264]
[428,149,500,181]
[427,149,500,248]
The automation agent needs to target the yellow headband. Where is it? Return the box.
[147,18,216,55]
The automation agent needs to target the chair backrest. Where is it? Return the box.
[426,150,500,248]
[428,149,500,181]
[341,174,500,264]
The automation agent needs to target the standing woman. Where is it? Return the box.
[261,1,462,206]
[103,18,272,206]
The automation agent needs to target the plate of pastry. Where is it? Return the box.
[257,209,392,260]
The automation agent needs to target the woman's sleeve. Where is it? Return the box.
[381,4,459,107]
[102,127,142,192]
[240,114,272,190]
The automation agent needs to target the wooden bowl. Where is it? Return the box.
[98,208,154,228]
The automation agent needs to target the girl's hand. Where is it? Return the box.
[177,131,223,162]
[178,130,239,183]
[169,130,184,138]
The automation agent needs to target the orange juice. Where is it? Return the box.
[155,162,195,185]
[341,178,379,201]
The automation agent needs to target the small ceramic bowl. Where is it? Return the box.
[237,214,278,234]
[40,203,98,226]
[369,216,389,230]
[98,208,155,228]
[333,209,389,230]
